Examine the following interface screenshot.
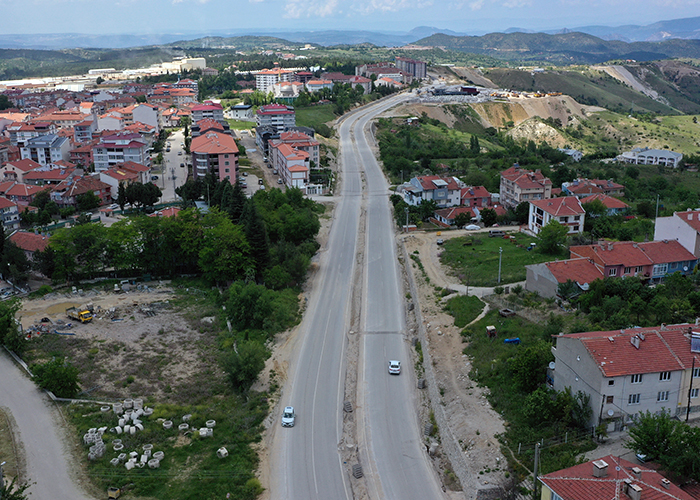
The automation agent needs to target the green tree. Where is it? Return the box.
[454,212,472,229]
[582,199,608,218]
[538,220,569,255]
[0,94,12,110]
[117,182,128,211]
[470,135,480,155]
[222,340,269,393]
[32,358,80,398]
[514,201,530,224]
[508,340,553,393]
[198,210,252,284]
[0,298,23,354]
[76,191,101,211]
[243,199,269,273]
[0,477,31,500]
[480,208,498,227]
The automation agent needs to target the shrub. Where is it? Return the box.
[33,358,80,398]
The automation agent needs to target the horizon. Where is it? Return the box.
[1,1,698,38]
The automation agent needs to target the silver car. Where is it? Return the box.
[282,406,296,427]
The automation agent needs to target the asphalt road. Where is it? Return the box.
[0,351,94,499]
[270,92,443,500]
[159,129,188,202]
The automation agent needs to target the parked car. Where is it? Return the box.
[178,151,183,156]
[465,224,480,231]
[282,406,295,427]
[180,163,185,168]
[436,239,444,245]
[242,172,248,177]
[277,178,283,184]
[489,230,505,238]
[388,360,401,375]
[258,178,264,185]
[151,175,159,181]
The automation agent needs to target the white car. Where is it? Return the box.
[281,406,296,427]
[388,360,401,375]
[465,224,480,231]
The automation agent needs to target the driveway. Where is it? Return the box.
[0,350,95,499]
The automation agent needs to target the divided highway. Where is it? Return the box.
[270,92,446,499]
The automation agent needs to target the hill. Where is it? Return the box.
[415,32,700,64]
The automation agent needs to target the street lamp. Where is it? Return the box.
[498,246,503,284]
[404,207,409,232]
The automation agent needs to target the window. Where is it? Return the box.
[224,154,229,158]
[574,215,580,221]
[573,226,579,232]
[609,268,617,277]
[692,388,699,399]
[659,371,671,381]
[225,161,229,166]
[560,216,569,223]
[631,374,643,384]
[624,267,632,274]
[635,266,643,273]
[629,394,640,405]
[657,391,669,402]
[608,380,615,386]
[225,168,229,173]
[694,367,700,378]
[606,395,614,404]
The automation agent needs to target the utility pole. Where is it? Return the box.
[655,193,660,219]
[404,207,409,232]
[687,357,696,422]
[532,443,540,500]
[498,246,503,284]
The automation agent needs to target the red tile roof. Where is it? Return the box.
[0,197,17,210]
[5,159,42,172]
[501,165,552,189]
[461,186,491,199]
[116,161,149,173]
[9,231,49,253]
[23,167,75,182]
[191,131,239,155]
[6,183,47,197]
[571,240,695,268]
[640,240,696,264]
[545,258,604,285]
[540,455,693,500]
[416,175,461,191]
[434,206,475,220]
[563,323,697,377]
[674,210,700,234]
[531,196,585,217]
[580,193,629,210]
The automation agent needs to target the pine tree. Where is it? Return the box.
[243,199,269,274]
[228,181,247,223]
[117,182,127,211]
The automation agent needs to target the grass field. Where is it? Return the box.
[444,295,485,327]
[295,103,336,131]
[226,119,255,130]
[439,233,565,287]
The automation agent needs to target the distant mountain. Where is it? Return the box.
[414,31,700,64]
[508,16,700,42]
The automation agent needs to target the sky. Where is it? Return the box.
[1,0,700,35]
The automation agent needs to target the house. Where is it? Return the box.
[230,104,253,121]
[550,323,700,429]
[22,134,71,165]
[580,193,629,215]
[528,197,585,235]
[305,80,334,93]
[9,230,49,261]
[570,240,697,282]
[562,178,625,198]
[618,147,683,168]
[0,197,20,230]
[499,165,552,209]
[1,159,42,183]
[92,133,150,172]
[73,119,97,143]
[69,140,97,168]
[460,186,491,209]
[433,206,476,226]
[402,175,463,208]
[655,209,700,258]
[269,142,309,191]
[191,118,230,138]
[557,148,583,161]
[5,183,48,206]
[191,102,225,125]
[190,131,239,184]
[23,165,76,186]
[99,168,139,199]
[51,175,111,208]
[346,75,372,94]
[526,257,604,298]
[115,161,150,184]
[539,455,693,500]
[148,207,181,218]
[255,104,295,133]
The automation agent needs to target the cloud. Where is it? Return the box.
[171,0,210,4]
[469,0,484,9]
[284,0,339,17]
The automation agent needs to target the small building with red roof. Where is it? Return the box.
[23,165,76,186]
[540,455,693,500]
[500,164,552,209]
[402,175,463,208]
[563,178,625,198]
[580,193,629,215]
[1,159,42,183]
[528,196,585,235]
[51,175,111,208]
[433,206,476,226]
[460,185,491,209]
[190,131,239,184]
[551,323,700,428]
[526,257,604,298]
[0,196,20,230]
[9,230,49,261]
[148,207,181,218]
[6,183,48,206]
[655,209,700,259]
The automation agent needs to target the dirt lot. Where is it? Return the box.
[19,283,226,404]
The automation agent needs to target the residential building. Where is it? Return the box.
[619,147,683,168]
[293,71,313,84]
[375,77,403,88]
[402,175,463,208]
[528,197,585,235]
[191,118,229,138]
[0,197,20,230]
[131,103,160,133]
[570,240,697,282]
[8,121,57,150]
[255,69,294,92]
[580,193,629,215]
[655,209,700,258]
[9,230,49,261]
[100,168,139,199]
[395,57,427,79]
[51,175,111,208]
[557,147,583,161]
[346,75,372,94]
[229,104,253,121]
[22,134,70,166]
[6,183,48,206]
[69,140,98,168]
[270,131,320,166]
[115,161,150,184]
[499,165,552,209]
[1,159,42,183]
[74,119,97,143]
[191,102,225,125]
[305,80,333,93]
[255,104,296,133]
[172,78,198,93]
[539,455,693,500]
[97,111,125,131]
[190,131,239,183]
[550,323,700,429]
[460,186,491,209]
[562,178,625,198]
[526,257,604,298]
[433,206,476,227]
[23,165,76,186]
[269,142,309,191]
[93,133,150,172]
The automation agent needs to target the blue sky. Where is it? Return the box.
[2,0,699,35]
